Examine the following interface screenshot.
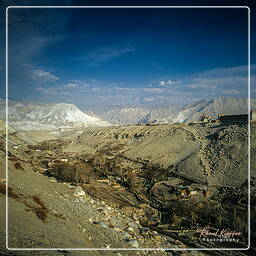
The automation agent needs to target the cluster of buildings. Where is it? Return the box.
[194,110,256,124]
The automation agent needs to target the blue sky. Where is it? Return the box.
[0,2,255,109]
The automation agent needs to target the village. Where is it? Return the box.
[3,111,252,252]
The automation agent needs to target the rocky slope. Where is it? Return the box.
[91,98,256,125]
[0,129,191,255]
[172,98,256,123]
[66,122,251,187]
[91,105,152,126]
[1,98,254,130]
[0,120,254,254]
[0,100,110,131]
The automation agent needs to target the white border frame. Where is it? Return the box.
[5,5,251,251]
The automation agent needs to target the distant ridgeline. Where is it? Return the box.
[133,98,256,125]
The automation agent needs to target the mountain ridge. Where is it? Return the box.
[90,97,255,125]
[0,97,255,130]
[0,100,110,131]
[137,97,255,124]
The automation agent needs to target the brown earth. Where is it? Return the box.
[0,121,255,256]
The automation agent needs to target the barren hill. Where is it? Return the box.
[92,98,256,125]
[0,120,254,254]
[0,100,110,131]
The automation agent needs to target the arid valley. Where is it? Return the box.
[1,4,255,255]
[0,113,255,255]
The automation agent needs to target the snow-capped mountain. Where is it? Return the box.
[0,100,110,130]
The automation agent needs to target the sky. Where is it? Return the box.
[0,1,255,109]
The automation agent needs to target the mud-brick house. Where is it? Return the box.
[251,110,256,122]
[218,113,248,122]
[218,110,256,123]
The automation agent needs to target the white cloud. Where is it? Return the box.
[113,87,137,91]
[22,64,60,83]
[144,88,165,93]
[77,46,135,66]
[21,63,33,68]
[179,67,254,97]
[195,77,247,86]
[35,87,56,95]
[159,79,181,86]
[64,83,80,88]
[196,65,256,78]
[90,87,102,92]
[145,65,253,100]
[222,89,241,95]
[31,69,59,82]
[9,36,54,65]
[8,8,70,66]
[188,83,217,89]
[30,64,255,108]
[35,87,70,96]
[143,97,155,102]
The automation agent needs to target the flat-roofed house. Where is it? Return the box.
[251,110,256,122]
